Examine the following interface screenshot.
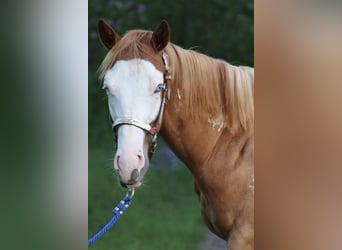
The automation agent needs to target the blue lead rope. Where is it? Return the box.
[88,189,135,246]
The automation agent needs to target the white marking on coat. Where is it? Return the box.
[208,114,226,132]
[177,88,181,100]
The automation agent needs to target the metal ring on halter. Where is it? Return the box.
[126,188,135,198]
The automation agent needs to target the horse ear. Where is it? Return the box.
[151,20,170,51]
[97,19,121,50]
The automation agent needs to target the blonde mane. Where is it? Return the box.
[99,30,254,134]
[167,44,254,134]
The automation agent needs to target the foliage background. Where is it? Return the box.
[88,0,253,249]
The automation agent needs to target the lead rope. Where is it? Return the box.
[88,188,135,246]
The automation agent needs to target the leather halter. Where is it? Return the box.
[112,51,171,160]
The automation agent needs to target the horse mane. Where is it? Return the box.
[167,44,254,134]
[99,30,254,134]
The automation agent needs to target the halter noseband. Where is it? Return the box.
[112,51,171,160]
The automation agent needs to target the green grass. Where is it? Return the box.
[88,147,205,250]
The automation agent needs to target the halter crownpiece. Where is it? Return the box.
[112,51,171,160]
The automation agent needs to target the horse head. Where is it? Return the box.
[97,19,170,188]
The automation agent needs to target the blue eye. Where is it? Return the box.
[154,83,165,94]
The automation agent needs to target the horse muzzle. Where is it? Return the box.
[114,151,149,188]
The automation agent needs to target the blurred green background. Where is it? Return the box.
[88,0,253,249]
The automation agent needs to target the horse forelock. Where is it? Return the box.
[99,30,166,80]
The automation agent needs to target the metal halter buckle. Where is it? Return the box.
[126,188,135,198]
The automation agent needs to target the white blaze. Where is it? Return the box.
[103,59,164,183]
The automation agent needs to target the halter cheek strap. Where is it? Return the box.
[112,51,171,160]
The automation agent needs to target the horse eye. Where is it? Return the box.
[102,85,108,91]
[154,83,165,94]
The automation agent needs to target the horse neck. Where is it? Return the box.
[160,45,253,178]
[161,109,217,165]
[161,101,254,188]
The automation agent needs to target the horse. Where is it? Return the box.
[97,19,254,250]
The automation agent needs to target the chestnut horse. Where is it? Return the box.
[97,19,254,250]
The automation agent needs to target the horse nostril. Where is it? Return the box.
[130,169,140,182]
[116,155,121,171]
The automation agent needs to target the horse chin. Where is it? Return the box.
[118,159,149,189]
[119,180,142,189]
[126,182,142,189]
